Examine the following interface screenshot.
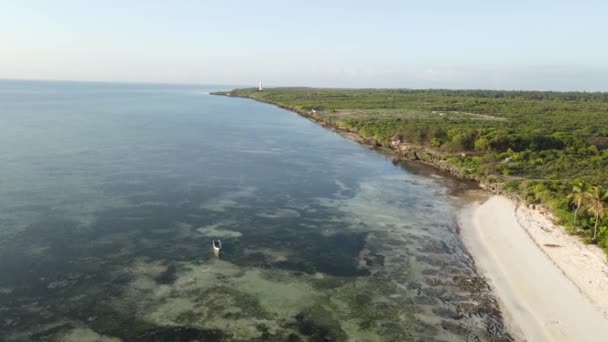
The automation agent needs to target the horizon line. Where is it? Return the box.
[1,77,607,94]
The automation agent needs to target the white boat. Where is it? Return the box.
[212,240,222,256]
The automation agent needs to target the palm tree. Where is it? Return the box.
[586,186,607,241]
[568,181,589,228]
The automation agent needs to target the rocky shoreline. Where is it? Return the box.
[212,91,521,202]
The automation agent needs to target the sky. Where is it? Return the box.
[1,0,607,90]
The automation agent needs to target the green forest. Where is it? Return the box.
[215,88,608,256]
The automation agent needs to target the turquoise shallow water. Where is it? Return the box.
[0,80,510,341]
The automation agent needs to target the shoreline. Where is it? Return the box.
[213,92,533,196]
[459,194,608,341]
[212,92,487,181]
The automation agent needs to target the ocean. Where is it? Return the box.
[0,80,509,341]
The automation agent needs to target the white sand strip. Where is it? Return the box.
[459,195,608,342]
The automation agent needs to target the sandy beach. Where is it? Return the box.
[460,195,608,341]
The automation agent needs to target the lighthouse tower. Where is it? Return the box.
[258,81,263,91]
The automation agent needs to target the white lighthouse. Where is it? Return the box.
[258,81,263,91]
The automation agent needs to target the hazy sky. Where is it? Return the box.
[1,0,607,90]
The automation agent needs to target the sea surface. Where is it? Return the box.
[0,80,511,341]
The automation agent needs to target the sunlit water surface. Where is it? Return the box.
[0,81,511,341]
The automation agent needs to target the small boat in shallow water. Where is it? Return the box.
[212,240,222,256]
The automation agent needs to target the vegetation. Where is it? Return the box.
[568,181,589,228]
[585,185,608,241]
[215,88,608,256]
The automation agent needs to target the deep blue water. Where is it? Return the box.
[0,80,509,341]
